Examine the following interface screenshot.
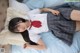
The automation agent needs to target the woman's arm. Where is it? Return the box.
[24,39,46,50]
[28,8,60,15]
[40,8,60,15]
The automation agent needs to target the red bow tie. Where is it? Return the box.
[30,20,42,28]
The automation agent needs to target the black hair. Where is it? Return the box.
[8,17,38,45]
[8,17,27,33]
[16,0,23,3]
[21,30,38,45]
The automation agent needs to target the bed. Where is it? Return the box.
[0,0,80,53]
[12,32,80,53]
[10,1,80,53]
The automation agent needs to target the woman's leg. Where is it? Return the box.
[71,10,80,21]
[76,21,80,31]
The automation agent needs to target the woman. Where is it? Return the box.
[8,7,80,50]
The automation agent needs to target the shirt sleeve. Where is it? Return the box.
[29,31,41,43]
[28,9,41,14]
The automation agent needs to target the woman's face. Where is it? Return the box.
[16,21,31,32]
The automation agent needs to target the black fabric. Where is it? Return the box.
[21,30,38,45]
[68,2,80,10]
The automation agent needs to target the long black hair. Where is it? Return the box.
[8,17,38,45]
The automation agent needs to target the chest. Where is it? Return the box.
[29,14,49,33]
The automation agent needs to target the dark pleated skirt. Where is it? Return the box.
[47,7,76,46]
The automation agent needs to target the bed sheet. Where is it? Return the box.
[11,2,80,53]
[12,31,80,53]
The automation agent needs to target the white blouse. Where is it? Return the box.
[27,9,49,43]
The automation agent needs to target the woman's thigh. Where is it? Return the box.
[71,10,80,21]
[76,21,80,31]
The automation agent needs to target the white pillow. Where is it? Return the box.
[0,7,30,46]
[0,29,25,47]
[5,7,30,29]
[9,0,30,13]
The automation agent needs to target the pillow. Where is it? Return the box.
[9,0,30,13]
[0,0,32,45]
[0,29,25,47]
[4,7,30,30]
[0,7,29,46]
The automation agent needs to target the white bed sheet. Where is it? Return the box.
[12,32,80,53]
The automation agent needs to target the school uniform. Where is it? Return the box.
[25,7,76,45]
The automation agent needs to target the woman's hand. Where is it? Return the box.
[24,43,30,49]
[50,10,60,15]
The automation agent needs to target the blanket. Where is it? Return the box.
[12,32,80,53]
